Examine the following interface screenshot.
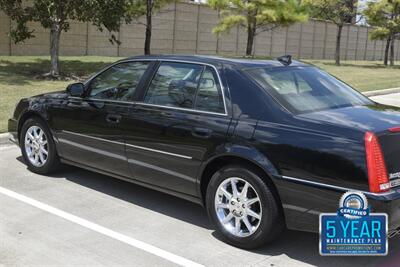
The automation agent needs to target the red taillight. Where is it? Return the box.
[389,127,400,133]
[365,132,390,193]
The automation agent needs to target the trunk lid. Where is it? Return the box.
[299,103,400,190]
[298,104,400,133]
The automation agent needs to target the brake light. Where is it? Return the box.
[389,127,400,133]
[365,132,390,193]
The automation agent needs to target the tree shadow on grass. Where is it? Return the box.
[0,58,112,85]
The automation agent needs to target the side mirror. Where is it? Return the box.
[66,82,85,97]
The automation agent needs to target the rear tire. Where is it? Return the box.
[20,117,60,174]
[206,165,284,249]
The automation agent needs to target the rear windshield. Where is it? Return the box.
[245,66,373,114]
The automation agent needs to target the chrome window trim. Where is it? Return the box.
[133,102,227,116]
[68,97,135,105]
[281,175,397,197]
[68,96,227,116]
[69,59,229,117]
[61,130,193,160]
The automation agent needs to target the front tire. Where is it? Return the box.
[206,165,284,249]
[20,117,60,174]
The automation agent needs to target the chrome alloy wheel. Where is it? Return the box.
[24,126,48,167]
[214,177,262,237]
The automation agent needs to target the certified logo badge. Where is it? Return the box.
[319,191,388,256]
[338,191,369,219]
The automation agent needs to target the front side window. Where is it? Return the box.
[245,67,373,114]
[144,62,204,109]
[89,61,149,101]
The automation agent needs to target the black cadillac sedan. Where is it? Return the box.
[8,55,400,249]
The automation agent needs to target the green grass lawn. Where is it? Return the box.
[1,56,400,133]
[0,56,121,133]
[303,60,400,92]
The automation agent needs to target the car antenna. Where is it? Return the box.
[276,55,292,66]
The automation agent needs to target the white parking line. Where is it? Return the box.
[0,186,204,267]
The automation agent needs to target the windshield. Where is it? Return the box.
[245,66,373,114]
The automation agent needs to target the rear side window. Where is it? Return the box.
[89,61,149,101]
[194,66,224,113]
[144,62,225,113]
[144,62,203,108]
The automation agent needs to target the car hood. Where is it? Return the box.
[298,104,400,133]
[32,90,68,99]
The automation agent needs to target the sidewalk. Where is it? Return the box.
[0,132,11,146]
[371,93,400,107]
[364,87,400,97]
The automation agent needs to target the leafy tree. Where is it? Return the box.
[364,0,400,66]
[0,0,131,77]
[128,0,175,55]
[208,0,308,56]
[304,0,358,66]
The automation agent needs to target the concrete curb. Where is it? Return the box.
[0,132,12,146]
[363,87,400,97]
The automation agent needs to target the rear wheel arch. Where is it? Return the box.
[199,154,282,211]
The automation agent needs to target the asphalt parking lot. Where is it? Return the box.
[0,93,399,267]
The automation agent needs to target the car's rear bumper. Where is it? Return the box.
[276,176,400,235]
[8,118,18,146]
[368,189,400,235]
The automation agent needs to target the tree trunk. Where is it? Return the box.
[390,36,395,66]
[335,24,343,66]
[50,22,61,76]
[246,24,256,56]
[144,0,152,55]
[384,36,391,66]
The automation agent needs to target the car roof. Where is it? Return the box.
[124,54,309,69]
